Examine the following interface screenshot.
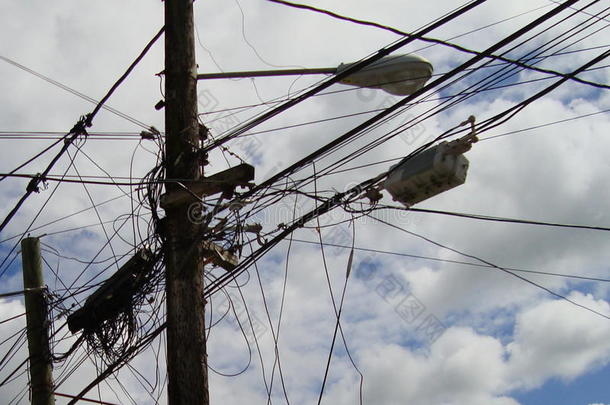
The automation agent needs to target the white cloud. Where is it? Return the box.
[1,0,610,404]
[506,292,610,389]
[321,294,610,405]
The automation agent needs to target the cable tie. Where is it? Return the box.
[140,130,157,140]
[26,173,46,193]
[244,223,263,234]
[68,116,90,143]
[84,113,93,128]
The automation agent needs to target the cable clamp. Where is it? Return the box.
[243,223,263,234]
[26,173,47,193]
[365,186,383,204]
[82,114,93,130]
[446,115,478,155]
[66,116,89,144]
[140,126,160,140]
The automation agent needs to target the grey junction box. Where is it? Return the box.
[383,141,469,207]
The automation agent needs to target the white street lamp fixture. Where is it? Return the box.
[196,54,433,96]
[336,54,433,95]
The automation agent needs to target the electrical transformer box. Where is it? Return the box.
[383,141,469,207]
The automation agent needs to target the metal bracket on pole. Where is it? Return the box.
[197,68,336,80]
[160,163,255,210]
[201,241,239,271]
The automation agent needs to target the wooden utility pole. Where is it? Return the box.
[21,237,55,405]
[164,1,210,404]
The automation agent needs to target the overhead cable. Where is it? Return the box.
[199,0,491,155]
[0,26,165,235]
[369,215,610,320]
[268,0,610,90]
[241,0,587,200]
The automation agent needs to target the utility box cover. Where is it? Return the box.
[384,141,469,207]
[67,248,155,333]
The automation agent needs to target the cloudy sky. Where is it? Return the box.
[1,0,609,404]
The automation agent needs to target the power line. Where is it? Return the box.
[54,391,120,405]
[224,64,609,142]
[318,106,610,178]
[0,194,127,244]
[383,206,610,232]
[481,107,610,141]
[200,0,491,155]
[241,0,592,201]
[0,173,150,187]
[547,0,610,22]
[268,0,610,90]
[0,138,64,182]
[0,57,150,131]
[0,26,165,236]
[368,214,610,321]
[287,238,610,283]
[0,288,46,299]
[0,173,249,188]
[205,37,609,300]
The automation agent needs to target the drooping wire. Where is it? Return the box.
[367,214,610,321]
[0,25,165,236]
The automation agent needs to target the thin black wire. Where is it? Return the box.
[547,0,610,22]
[66,149,120,272]
[381,206,610,233]
[0,26,165,236]
[314,223,357,404]
[199,0,491,156]
[267,0,610,90]
[39,0,608,398]
[287,238,610,283]
[0,55,151,130]
[368,214,610,321]
[0,193,127,244]
[259,181,298,405]
[0,143,82,281]
[0,330,27,376]
[250,249,283,404]
[482,107,610,141]
[233,0,590,207]
[312,164,363,405]
[207,283,253,378]
[0,138,64,182]
[0,312,26,326]
[305,6,610,187]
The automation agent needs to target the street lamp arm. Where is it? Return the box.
[196,54,433,96]
[196,67,336,80]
